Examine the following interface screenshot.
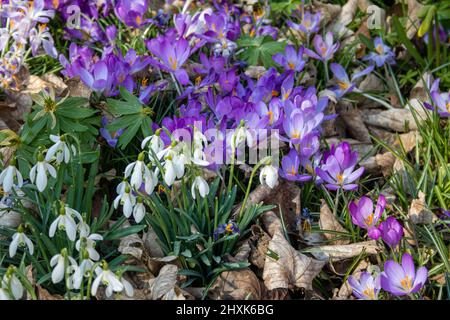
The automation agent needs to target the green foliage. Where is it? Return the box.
[237,35,286,69]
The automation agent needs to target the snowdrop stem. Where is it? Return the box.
[14,268,37,300]
[227,149,236,195]
[238,159,266,219]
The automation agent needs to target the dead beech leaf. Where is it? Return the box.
[319,200,350,245]
[263,230,325,291]
[336,102,371,143]
[309,240,381,262]
[66,78,92,98]
[408,191,438,224]
[333,259,370,300]
[375,152,396,177]
[148,264,189,300]
[363,108,418,132]
[313,0,341,26]
[249,225,272,269]
[143,226,165,258]
[245,66,266,78]
[118,222,144,260]
[208,269,263,300]
[338,0,358,27]
[406,0,424,39]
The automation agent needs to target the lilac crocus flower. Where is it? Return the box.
[287,11,320,38]
[330,63,374,98]
[348,272,381,300]
[304,32,339,61]
[279,149,312,182]
[100,117,124,148]
[114,0,151,27]
[79,61,108,92]
[378,217,403,248]
[315,142,364,191]
[146,33,191,85]
[282,109,324,145]
[273,45,306,73]
[362,37,395,67]
[380,253,428,296]
[429,90,450,117]
[349,195,386,240]
[213,221,240,240]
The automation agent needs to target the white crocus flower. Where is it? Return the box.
[113,185,136,218]
[124,152,150,190]
[0,163,23,193]
[191,176,210,199]
[3,269,23,300]
[29,154,57,192]
[141,130,164,155]
[49,205,81,241]
[50,249,77,284]
[91,263,124,297]
[9,225,34,257]
[260,165,278,189]
[75,233,103,261]
[45,134,75,164]
[132,198,146,223]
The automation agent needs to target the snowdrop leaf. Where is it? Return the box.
[104,224,146,241]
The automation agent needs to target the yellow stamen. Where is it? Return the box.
[168,56,177,70]
[365,213,374,226]
[195,76,202,86]
[39,23,47,33]
[267,111,274,124]
[141,78,148,88]
[225,224,233,233]
[338,81,350,90]
[290,166,296,175]
[52,0,59,8]
[136,16,142,25]
[400,276,412,291]
[336,173,344,184]
[446,102,450,113]
[271,90,279,97]
[363,288,375,299]
[375,44,384,55]
[249,29,256,38]
[288,62,295,70]
[291,131,301,139]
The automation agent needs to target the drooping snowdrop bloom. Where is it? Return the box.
[0,285,10,300]
[0,161,23,193]
[380,253,428,296]
[75,233,103,261]
[49,205,81,241]
[349,195,386,240]
[70,254,94,290]
[230,121,254,150]
[45,134,74,164]
[91,262,124,297]
[9,225,34,258]
[191,176,210,199]
[2,267,23,300]
[348,272,381,300]
[113,185,136,218]
[161,151,186,186]
[141,129,165,155]
[124,152,151,190]
[50,249,77,284]
[143,168,158,195]
[119,276,134,297]
[29,153,57,192]
[260,165,278,189]
[132,198,146,223]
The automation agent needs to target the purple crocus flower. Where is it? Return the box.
[348,272,381,300]
[79,61,108,92]
[429,90,450,117]
[330,63,374,98]
[218,69,238,93]
[287,11,320,38]
[114,0,151,27]
[213,221,240,240]
[273,45,306,72]
[304,32,339,61]
[349,195,386,240]
[146,33,191,85]
[100,117,124,148]
[279,148,312,182]
[282,109,324,145]
[378,216,403,248]
[380,253,428,296]
[315,142,364,191]
[362,37,395,67]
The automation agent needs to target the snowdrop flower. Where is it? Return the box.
[70,254,94,290]
[45,134,75,164]
[113,185,136,218]
[119,276,134,297]
[9,224,34,258]
[125,152,151,190]
[3,267,23,300]
[144,168,158,195]
[260,165,278,189]
[50,249,77,284]
[141,129,164,155]
[91,261,124,297]
[0,286,10,300]
[75,232,103,261]
[191,176,209,199]
[0,160,23,193]
[29,153,57,192]
[230,121,254,150]
[49,205,81,241]
[132,198,146,223]
[162,152,185,186]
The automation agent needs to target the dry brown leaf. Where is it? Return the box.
[336,102,371,142]
[313,0,342,26]
[363,108,418,132]
[375,152,396,177]
[143,226,165,258]
[249,225,272,269]
[333,260,370,300]
[118,222,144,260]
[338,0,358,27]
[406,0,424,39]
[408,191,438,224]
[66,78,92,98]
[319,200,350,245]
[263,225,325,291]
[309,240,381,262]
[148,264,190,300]
[208,269,263,300]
